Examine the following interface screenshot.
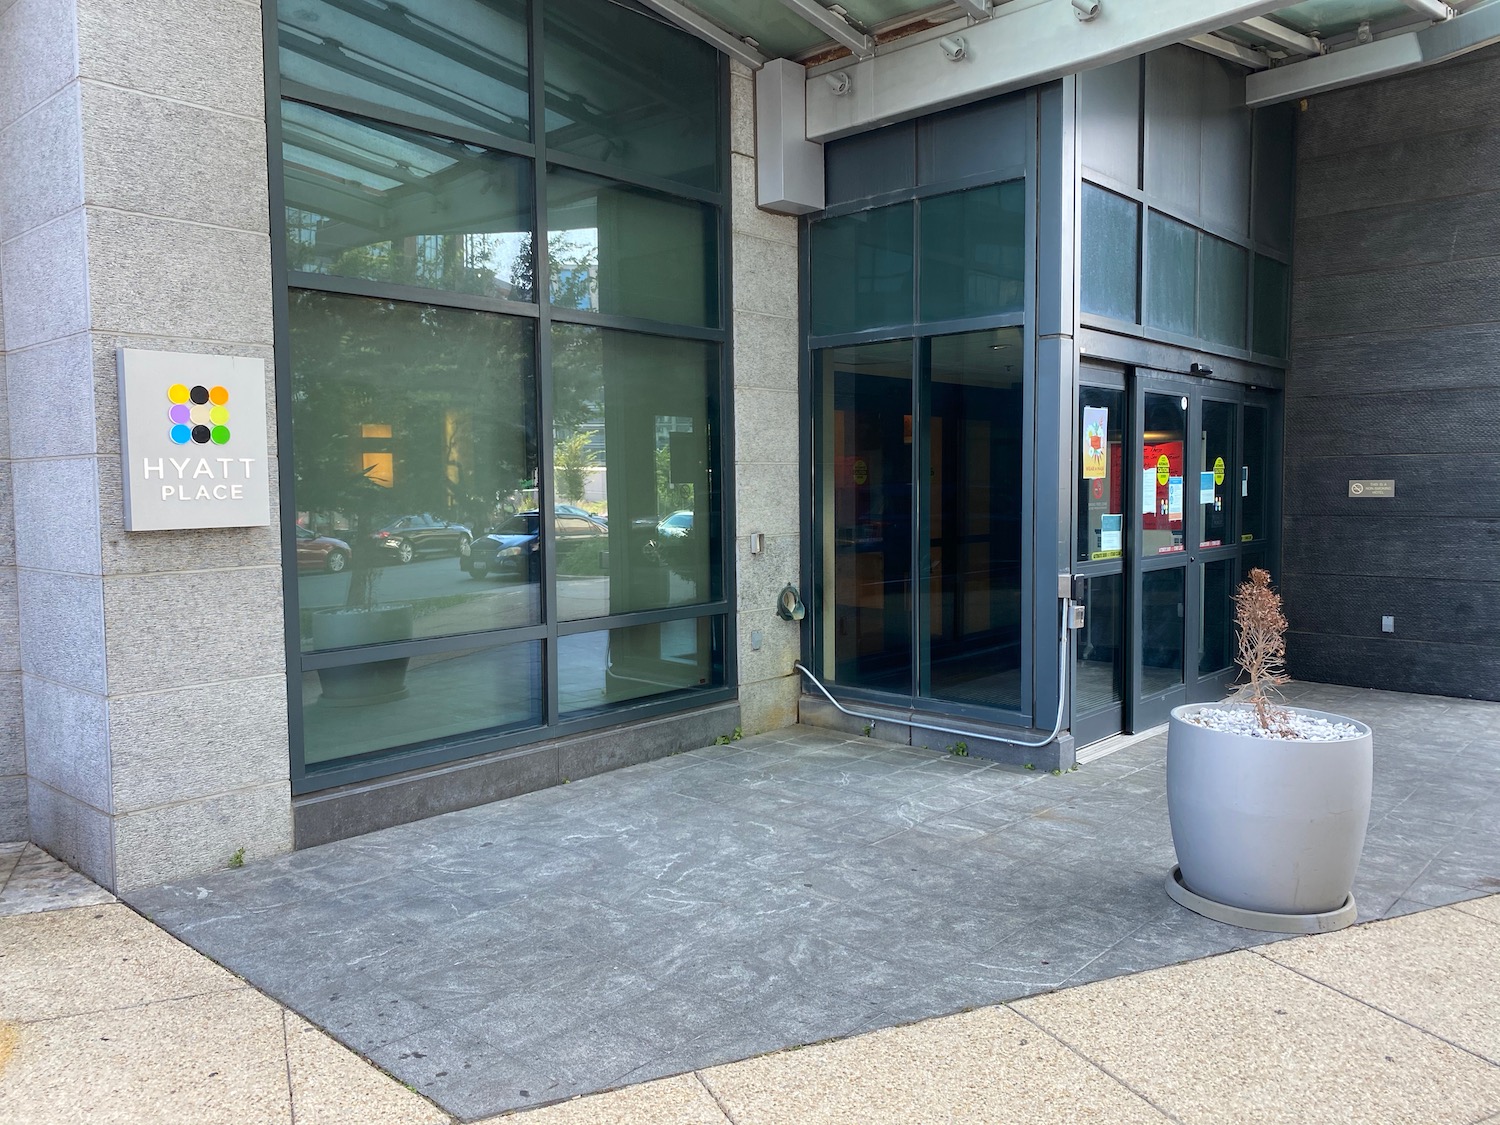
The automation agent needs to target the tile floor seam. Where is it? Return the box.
[1246,946,1500,1069]
[1004,1002,1186,1124]
[1452,899,1500,927]
[15,982,252,1027]
[694,1068,740,1124]
[281,1008,298,1125]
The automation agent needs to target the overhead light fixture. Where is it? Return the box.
[1073,0,1100,21]
[939,35,967,61]
[826,71,851,96]
[1189,363,1213,377]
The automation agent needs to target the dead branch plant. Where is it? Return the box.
[1230,568,1292,733]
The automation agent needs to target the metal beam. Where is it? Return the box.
[636,0,767,69]
[779,0,875,58]
[1400,0,1454,20]
[1246,0,1500,105]
[1236,15,1323,55]
[1185,32,1271,69]
[804,0,1292,141]
[953,0,995,17]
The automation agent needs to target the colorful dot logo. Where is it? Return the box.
[168,384,230,445]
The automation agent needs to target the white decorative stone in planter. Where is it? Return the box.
[1166,702,1373,934]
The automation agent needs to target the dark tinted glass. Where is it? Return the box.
[1081,184,1139,323]
[544,0,720,191]
[1141,392,1186,557]
[558,618,724,716]
[1199,400,1235,548]
[1253,254,1290,358]
[550,325,719,621]
[1199,559,1234,676]
[1075,573,1124,713]
[282,102,533,300]
[809,203,915,336]
[1078,385,1126,563]
[1198,234,1248,349]
[1141,568,1185,696]
[546,168,718,327]
[1145,211,1196,337]
[302,640,542,769]
[1243,404,1269,542]
[816,339,913,692]
[924,329,1024,713]
[277,0,529,143]
[289,291,538,651]
[918,182,1025,322]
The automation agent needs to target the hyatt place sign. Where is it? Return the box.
[118,348,271,531]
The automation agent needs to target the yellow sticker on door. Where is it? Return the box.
[852,458,868,485]
[1213,456,1225,486]
[1156,454,1170,486]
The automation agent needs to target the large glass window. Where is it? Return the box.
[543,0,720,191]
[277,0,728,785]
[1145,212,1197,338]
[550,325,720,621]
[547,168,718,327]
[1078,385,1126,564]
[1198,235,1248,350]
[289,291,538,651]
[924,329,1024,711]
[809,204,915,337]
[277,0,530,144]
[1080,184,1139,323]
[918,182,1025,322]
[282,102,533,299]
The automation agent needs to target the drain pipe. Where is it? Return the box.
[793,599,1073,750]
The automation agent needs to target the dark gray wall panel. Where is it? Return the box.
[1286,51,1500,701]
[1079,57,1141,188]
[1144,47,1201,217]
[918,93,1029,186]
[1283,574,1500,649]
[1199,55,1251,238]
[1284,389,1497,457]
[1286,633,1500,700]
[1283,455,1500,518]
[1291,323,1500,397]
[1292,254,1500,339]
[1295,42,1500,160]
[1297,124,1500,220]
[1251,104,1295,254]
[1294,189,1500,280]
[825,121,916,205]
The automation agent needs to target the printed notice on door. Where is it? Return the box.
[1082,407,1108,479]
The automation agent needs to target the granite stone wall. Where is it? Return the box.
[0,0,292,885]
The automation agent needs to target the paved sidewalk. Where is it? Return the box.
[1,894,1498,1123]
[127,683,1500,1118]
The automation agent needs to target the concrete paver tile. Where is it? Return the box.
[0,846,116,916]
[0,988,292,1125]
[1012,949,1500,1125]
[493,1073,731,1125]
[284,1011,448,1125]
[1259,905,1500,1064]
[1452,893,1500,927]
[698,1006,1170,1125]
[0,904,242,1022]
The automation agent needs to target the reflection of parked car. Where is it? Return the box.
[465,511,607,581]
[368,513,471,564]
[556,503,605,526]
[296,526,351,574]
[657,510,693,538]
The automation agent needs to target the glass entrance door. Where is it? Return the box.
[1072,367,1279,741]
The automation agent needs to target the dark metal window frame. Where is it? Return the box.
[798,93,1041,731]
[264,0,737,795]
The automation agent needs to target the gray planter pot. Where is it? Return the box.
[309,604,414,706]
[1166,703,1373,927]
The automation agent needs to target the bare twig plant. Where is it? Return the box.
[1230,568,1292,733]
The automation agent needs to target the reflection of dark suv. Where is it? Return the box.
[465,511,607,581]
[368,513,472,564]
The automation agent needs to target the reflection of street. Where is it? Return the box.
[299,557,539,639]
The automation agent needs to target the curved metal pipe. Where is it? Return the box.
[792,601,1072,751]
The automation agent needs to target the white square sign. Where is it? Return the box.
[118,348,272,531]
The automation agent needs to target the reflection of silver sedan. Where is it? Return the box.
[657,510,693,538]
